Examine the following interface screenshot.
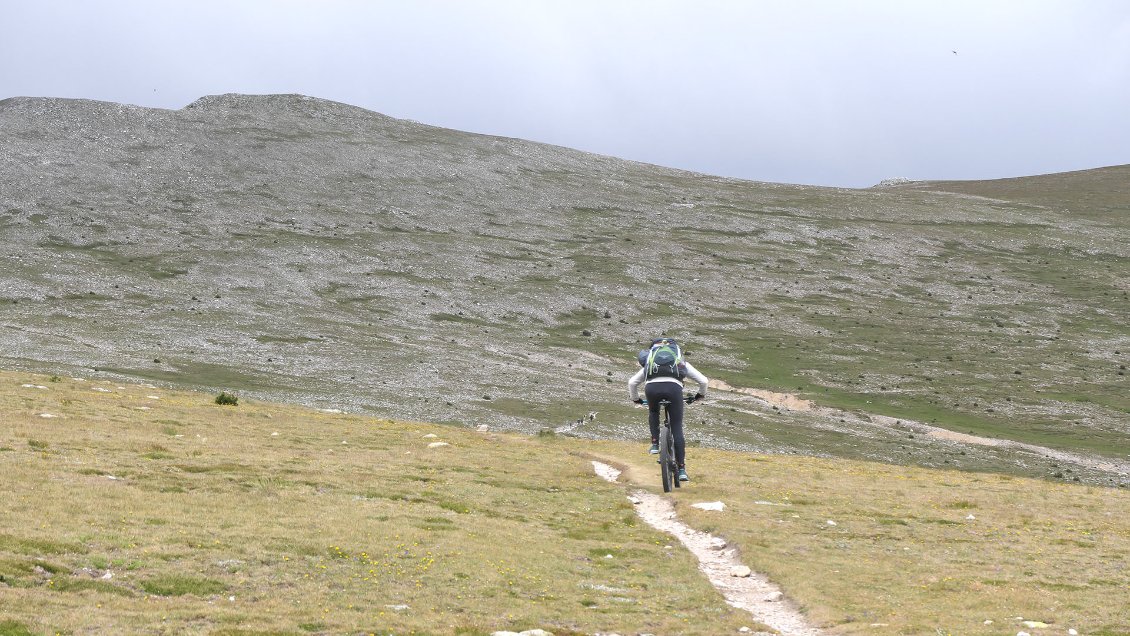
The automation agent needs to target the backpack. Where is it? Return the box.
[644,339,686,380]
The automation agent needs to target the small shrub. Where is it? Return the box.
[214,392,238,406]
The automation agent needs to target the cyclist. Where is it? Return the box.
[628,337,708,482]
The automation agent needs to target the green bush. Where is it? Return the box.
[214,392,239,406]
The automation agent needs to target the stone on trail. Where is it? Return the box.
[427,441,450,448]
[692,501,726,511]
[729,565,752,577]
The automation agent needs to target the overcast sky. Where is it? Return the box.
[3,1,1129,187]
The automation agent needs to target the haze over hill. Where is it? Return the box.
[1,94,1127,484]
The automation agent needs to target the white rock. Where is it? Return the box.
[490,632,521,636]
[135,406,151,410]
[477,424,490,432]
[38,413,57,418]
[319,408,342,413]
[341,440,348,444]
[228,595,235,602]
[627,496,642,505]
[385,604,409,611]
[101,571,113,579]
[427,441,450,448]
[966,514,976,520]
[1017,632,1031,636]
[692,501,726,511]
[754,500,784,506]
[147,395,161,399]
[1069,629,1079,635]
[423,433,438,438]
[826,519,838,526]
[739,628,751,633]
[729,565,752,577]
[708,537,727,550]
[603,554,614,559]
[271,432,279,436]
[93,387,111,392]
[765,591,784,602]
[1022,621,1049,629]
[520,630,554,636]
[106,475,119,480]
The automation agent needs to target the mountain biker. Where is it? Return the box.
[627,337,709,482]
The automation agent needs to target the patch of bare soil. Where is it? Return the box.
[711,379,813,412]
[592,461,824,636]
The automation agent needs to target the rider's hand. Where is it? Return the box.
[686,393,704,404]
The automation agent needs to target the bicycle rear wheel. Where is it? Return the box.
[659,421,674,493]
[668,423,681,489]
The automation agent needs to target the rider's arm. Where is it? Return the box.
[683,362,709,397]
[627,367,646,401]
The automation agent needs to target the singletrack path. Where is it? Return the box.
[592,461,824,636]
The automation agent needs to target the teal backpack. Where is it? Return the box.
[643,339,687,380]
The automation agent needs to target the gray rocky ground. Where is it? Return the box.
[2,93,1127,485]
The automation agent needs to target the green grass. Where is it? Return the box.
[0,620,36,636]
[140,574,227,596]
[3,370,1130,635]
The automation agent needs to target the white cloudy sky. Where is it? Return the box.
[3,0,1129,187]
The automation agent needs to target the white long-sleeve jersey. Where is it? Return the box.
[627,362,709,402]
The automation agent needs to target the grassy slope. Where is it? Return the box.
[3,371,1130,636]
[1,95,1127,484]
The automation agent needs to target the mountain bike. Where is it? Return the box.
[643,394,699,493]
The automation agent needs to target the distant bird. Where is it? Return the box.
[952,50,958,55]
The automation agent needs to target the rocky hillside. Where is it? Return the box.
[1,94,1127,483]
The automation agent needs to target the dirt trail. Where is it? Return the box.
[710,379,813,412]
[592,461,824,636]
[712,381,1130,479]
